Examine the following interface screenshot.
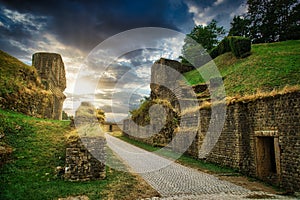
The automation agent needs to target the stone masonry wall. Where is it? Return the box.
[64,135,106,181]
[124,57,300,191]
[194,91,300,191]
[123,104,178,147]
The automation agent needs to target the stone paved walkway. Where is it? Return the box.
[105,134,294,199]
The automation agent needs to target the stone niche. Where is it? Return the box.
[32,52,66,120]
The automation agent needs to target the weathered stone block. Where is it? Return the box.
[32,52,66,120]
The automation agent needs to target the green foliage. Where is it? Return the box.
[209,36,249,59]
[0,50,40,97]
[247,0,300,43]
[0,109,152,200]
[130,99,152,125]
[62,111,69,120]
[228,16,251,37]
[181,20,225,65]
[228,36,252,58]
[0,50,54,117]
[184,40,300,96]
[209,46,219,59]
[218,37,231,55]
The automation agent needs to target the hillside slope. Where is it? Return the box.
[184,40,300,96]
[0,50,53,117]
[0,109,159,200]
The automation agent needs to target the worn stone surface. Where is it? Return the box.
[64,134,106,181]
[32,52,66,120]
[194,92,300,192]
[123,103,178,147]
[106,134,295,199]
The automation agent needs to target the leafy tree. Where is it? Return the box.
[228,16,251,37]
[247,0,300,43]
[284,2,300,40]
[62,110,69,120]
[181,20,225,65]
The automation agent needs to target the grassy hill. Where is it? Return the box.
[0,50,41,96]
[0,50,54,117]
[0,109,158,200]
[184,40,300,96]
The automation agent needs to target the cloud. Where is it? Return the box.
[214,0,225,6]
[0,0,247,121]
[1,0,193,52]
[230,3,248,18]
[185,0,247,30]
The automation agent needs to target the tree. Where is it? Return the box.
[284,2,300,40]
[181,20,225,65]
[96,108,105,123]
[228,16,251,37]
[62,110,69,120]
[247,0,300,43]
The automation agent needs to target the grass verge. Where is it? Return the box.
[0,109,158,200]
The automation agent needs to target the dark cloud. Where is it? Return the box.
[0,0,246,120]
[0,0,194,52]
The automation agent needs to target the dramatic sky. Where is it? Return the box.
[0,0,247,122]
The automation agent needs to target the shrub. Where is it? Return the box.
[228,36,251,58]
[218,37,231,55]
[209,46,219,59]
[209,36,251,59]
[209,37,232,59]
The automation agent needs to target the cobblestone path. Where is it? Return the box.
[105,134,294,199]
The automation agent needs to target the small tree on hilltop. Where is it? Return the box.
[181,19,225,65]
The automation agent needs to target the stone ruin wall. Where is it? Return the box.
[196,91,300,191]
[123,57,300,191]
[32,52,66,120]
[64,135,106,181]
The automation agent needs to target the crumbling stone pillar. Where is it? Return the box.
[32,52,66,120]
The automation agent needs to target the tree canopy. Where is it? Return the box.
[246,0,300,43]
[181,20,225,65]
[228,16,251,37]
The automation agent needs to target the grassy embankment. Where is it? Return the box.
[184,40,300,96]
[0,49,158,199]
[0,109,158,200]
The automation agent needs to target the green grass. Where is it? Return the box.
[184,40,300,96]
[0,50,40,96]
[0,109,158,200]
[115,134,236,174]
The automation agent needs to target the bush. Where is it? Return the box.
[218,37,231,55]
[228,36,251,58]
[209,37,232,59]
[209,46,219,59]
[209,36,251,59]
